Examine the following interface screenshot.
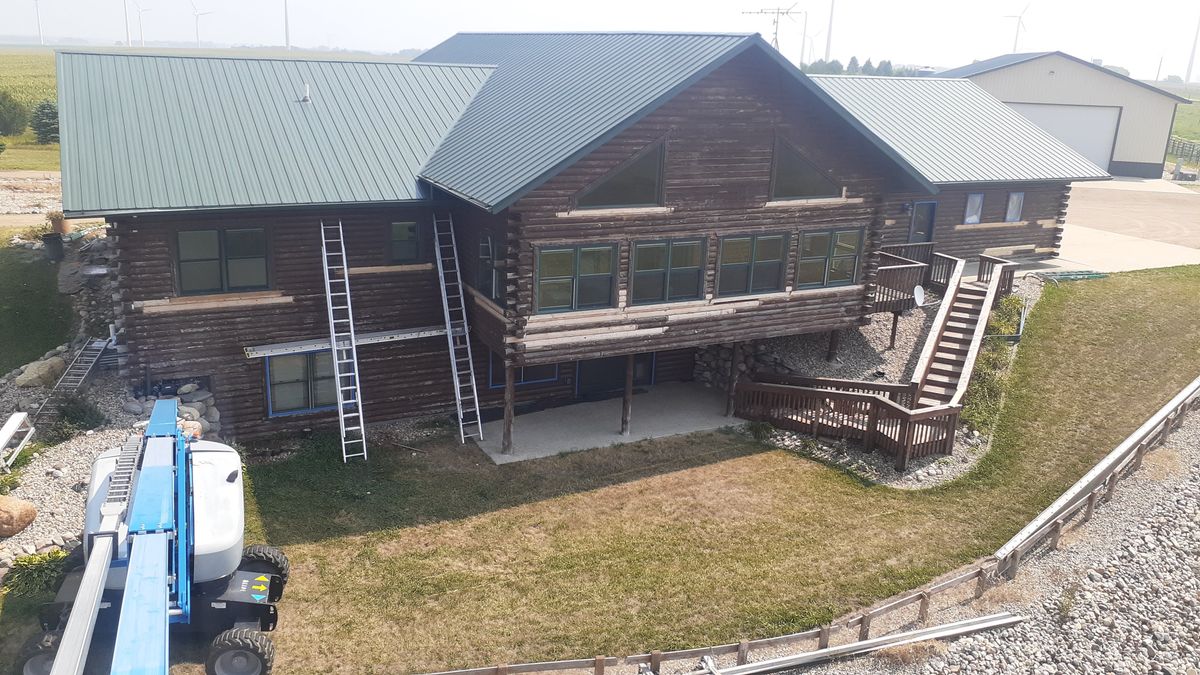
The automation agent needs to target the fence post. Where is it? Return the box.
[858,612,872,641]
[1132,441,1149,471]
[496,666,509,675]
[737,640,750,665]
[974,569,988,599]
[818,625,831,649]
[1004,549,1022,580]
[1102,472,1119,503]
[917,592,930,624]
[1083,490,1099,521]
[594,656,606,675]
[1049,518,1064,550]
[650,651,662,674]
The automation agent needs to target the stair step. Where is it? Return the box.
[924,373,958,386]
[946,320,975,331]
[948,310,980,321]
[916,396,946,408]
[920,383,956,398]
[940,330,974,342]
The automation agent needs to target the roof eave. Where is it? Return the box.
[63,198,435,220]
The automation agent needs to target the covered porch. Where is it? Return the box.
[476,381,735,464]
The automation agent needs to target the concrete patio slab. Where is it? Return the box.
[1070,177,1193,194]
[1041,224,1200,273]
[1067,183,1200,250]
[475,382,737,464]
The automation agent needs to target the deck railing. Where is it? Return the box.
[874,252,928,315]
[927,253,960,295]
[880,242,936,266]
[978,255,1016,298]
[734,379,959,469]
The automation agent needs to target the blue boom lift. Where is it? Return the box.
[15,400,289,675]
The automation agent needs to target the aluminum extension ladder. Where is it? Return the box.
[33,337,112,424]
[432,212,484,443]
[319,220,368,462]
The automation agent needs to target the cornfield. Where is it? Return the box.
[0,49,57,108]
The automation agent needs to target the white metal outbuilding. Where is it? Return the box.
[939,52,1190,178]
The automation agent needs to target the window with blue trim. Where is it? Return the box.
[487,352,559,388]
[267,351,339,415]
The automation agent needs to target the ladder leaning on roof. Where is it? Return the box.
[433,211,484,444]
[319,220,368,463]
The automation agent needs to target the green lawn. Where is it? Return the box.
[0,245,73,374]
[0,130,60,172]
[1173,100,1200,142]
[4,267,1200,673]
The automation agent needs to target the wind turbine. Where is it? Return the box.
[132,0,150,47]
[1006,3,1030,53]
[283,0,291,50]
[190,1,212,49]
[32,0,43,46]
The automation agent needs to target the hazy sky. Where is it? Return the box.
[9,0,1200,80]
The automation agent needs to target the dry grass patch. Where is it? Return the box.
[876,639,948,665]
[974,578,1039,611]
[1144,446,1189,481]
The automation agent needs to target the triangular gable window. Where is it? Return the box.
[771,141,841,200]
[577,143,664,209]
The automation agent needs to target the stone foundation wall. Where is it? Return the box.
[694,341,809,391]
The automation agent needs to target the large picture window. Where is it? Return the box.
[536,245,616,312]
[177,228,267,295]
[487,352,559,388]
[1005,192,1025,223]
[771,141,841,200]
[631,239,705,304]
[964,193,985,224]
[718,234,787,296]
[576,143,664,209]
[267,351,338,415]
[796,229,862,288]
[389,222,421,263]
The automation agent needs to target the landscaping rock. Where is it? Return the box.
[204,406,220,423]
[178,405,202,421]
[180,389,213,404]
[177,383,198,395]
[14,356,66,387]
[122,400,144,415]
[0,496,38,537]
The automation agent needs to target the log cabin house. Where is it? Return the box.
[55,33,1107,456]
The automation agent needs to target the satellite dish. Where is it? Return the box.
[913,285,926,307]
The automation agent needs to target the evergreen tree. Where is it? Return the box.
[876,60,894,76]
[847,56,860,74]
[862,58,876,75]
[31,100,58,144]
[827,59,844,74]
[805,59,829,74]
[0,91,27,136]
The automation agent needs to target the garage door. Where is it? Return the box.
[1006,102,1120,171]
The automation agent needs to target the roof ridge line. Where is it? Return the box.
[55,49,491,68]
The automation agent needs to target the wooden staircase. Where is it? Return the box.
[916,282,990,407]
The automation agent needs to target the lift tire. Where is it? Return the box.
[13,630,60,675]
[241,545,290,588]
[206,628,275,675]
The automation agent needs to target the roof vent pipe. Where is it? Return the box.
[299,83,311,103]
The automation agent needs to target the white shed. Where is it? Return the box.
[939,52,1190,178]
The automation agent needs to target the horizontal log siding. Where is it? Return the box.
[113,207,470,439]
[502,49,901,366]
[881,184,1069,260]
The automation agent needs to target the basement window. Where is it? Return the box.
[388,222,421,264]
[717,234,787,296]
[964,193,985,224]
[266,351,339,416]
[487,352,559,388]
[576,143,664,209]
[631,239,705,304]
[796,228,862,288]
[177,228,267,295]
[1005,192,1025,222]
[536,244,616,312]
[771,140,841,200]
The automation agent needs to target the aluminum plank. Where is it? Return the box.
[110,532,170,675]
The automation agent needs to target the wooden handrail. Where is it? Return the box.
[909,256,965,391]
[880,242,936,265]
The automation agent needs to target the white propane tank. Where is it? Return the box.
[84,439,245,588]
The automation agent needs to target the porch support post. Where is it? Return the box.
[826,329,841,362]
[502,363,515,454]
[725,341,741,417]
[888,312,901,350]
[620,354,635,435]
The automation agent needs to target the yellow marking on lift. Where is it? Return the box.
[252,584,268,591]
[255,575,269,582]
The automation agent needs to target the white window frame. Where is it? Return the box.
[1005,192,1025,223]
[964,193,984,225]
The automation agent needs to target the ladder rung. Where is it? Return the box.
[345,426,362,432]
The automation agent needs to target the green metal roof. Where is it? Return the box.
[57,52,492,217]
[809,75,1110,185]
[412,32,933,211]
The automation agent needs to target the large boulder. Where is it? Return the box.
[13,356,66,388]
[178,405,202,421]
[0,496,37,537]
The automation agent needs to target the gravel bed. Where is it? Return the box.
[0,174,61,214]
[0,370,139,565]
[765,300,938,384]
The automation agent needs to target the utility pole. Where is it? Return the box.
[33,0,43,46]
[1156,55,1163,82]
[1187,12,1200,84]
[284,0,291,51]
[824,0,834,61]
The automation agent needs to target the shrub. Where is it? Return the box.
[30,100,58,144]
[2,549,68,597]
[961,294,1025,433]
[0,90,28,136]
[38,419,79,446]
[746,420,775,443]
[59,395,107,430]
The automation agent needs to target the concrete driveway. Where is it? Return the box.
[1045,179,1200,273]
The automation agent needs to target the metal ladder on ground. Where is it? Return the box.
[33,337,112,424]
[319,220,368,462]
[432,211,484,444]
